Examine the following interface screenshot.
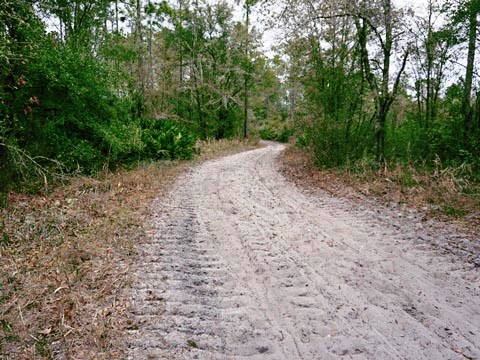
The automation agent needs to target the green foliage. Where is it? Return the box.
[18,40,137,174]
[1,0,279,198]
[295,133,310,149]
[301,114,375,169]
[259,126,293,143]
[259,127,276,141]
[0,24,140,193]
[287,46,376,168]
[384,81,480,172]
[39,0,112,46]
[141,118,197,160]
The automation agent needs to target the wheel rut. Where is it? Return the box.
[128,142,480,359]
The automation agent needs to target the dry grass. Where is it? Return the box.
[0,138,259,359]
[195,138,261,159]
[281,146,480,232]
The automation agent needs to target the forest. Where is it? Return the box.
[1,0,479,197]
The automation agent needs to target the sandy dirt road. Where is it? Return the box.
[128,142,480,359]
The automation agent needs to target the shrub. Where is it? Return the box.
[141,118,197,160]
[0,37,141,183]
[259,127,276,141]
[259,126,293,143]
[276,126,294,143]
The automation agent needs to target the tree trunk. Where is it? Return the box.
[356,0,408,164]
[217,107,227,139]
[375,0,392,164]
[193,59,206,139]
[375,101,388,164]
[243,1,250,139]
[115,0,119,33]
[462,3,478,133]
[148,20,153,90]
[476,91,480,129]
[135,0,145,120]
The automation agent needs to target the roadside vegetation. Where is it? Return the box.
[0,0,286,202]
[276,0,479,224]
[3,0,477,209]
[282,147,480,232]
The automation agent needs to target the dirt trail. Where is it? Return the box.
[127,142,480,359]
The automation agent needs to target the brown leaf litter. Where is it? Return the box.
[0,138,259,359]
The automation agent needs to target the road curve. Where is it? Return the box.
[127,142,480,359]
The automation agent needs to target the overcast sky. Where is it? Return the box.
[226,0,434,57]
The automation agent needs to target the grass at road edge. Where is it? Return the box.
[0,138,260,359]
[280,146,480,236]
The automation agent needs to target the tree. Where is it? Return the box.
[459,0,479,133]
[39,0,112,44]
[0,0,44,168]
[238,0,260,138]
[134,0,145,120]
[353,0,409,163]
[144,0,254,139]
[277,0,410,165]
[440,0,480,149]
[410,0,454,129]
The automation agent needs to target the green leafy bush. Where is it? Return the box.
[276,126,294,143]
[259,127,276,141]
[259,126,293,143]
[141,118,197,160]
[295,133,310,148]
[6,39,138,176]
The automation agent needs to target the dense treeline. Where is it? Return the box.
[1,0,479,200]
[279,0,480,172]
[0,0,286,199]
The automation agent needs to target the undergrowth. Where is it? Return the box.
[281,146,480,229]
